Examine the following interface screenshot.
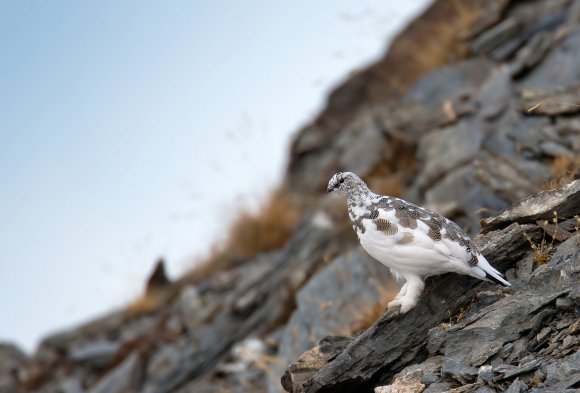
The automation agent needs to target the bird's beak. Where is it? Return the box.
[327,185,334,193]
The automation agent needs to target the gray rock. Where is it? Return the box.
[60,377,86,393]
[464,0,510,39]
[498,343,514,360]
[477,140,552,204]
[477,65,512,119]
[283,219,546,392]
[88,352,143,393]
[505,337,531,365]
[478,364,493,383]
[442,357,477,384]
[376,98,476,141]
[528,327,552,353]
[281,336,353,393]
[146,342,184,380]
[499,359,542,380]
[0,342,29,393]
[488,0,571,62]
[68,340,120,369]
[539,140,574,158]
[426,165,508,233]
[519,30,580,90]
[556,118,580,135]
[504,115,550,158]
[274,249,395,392]
[542,350,580,389]
[511,31,554,77]
[0,342,28,371]
[373,371,426,393]
[145,214,351,393]
[472,386,496,393]
[286,110,388,194]
[505,378,528,393]
[416,120,483,191]
[388,357,443,387]
[568,320,580,335]
[423,382,454,393]
[520,83,580,116]
[406,59,494,106]
[335,113,387,177]
[561,335,577,349]
[481,179,580,232]
[515,253,535,281]
[178,285,205,334]
[471,17,522,55]
[279,249,395,362]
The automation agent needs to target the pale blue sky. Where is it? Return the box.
[0,1,430,351]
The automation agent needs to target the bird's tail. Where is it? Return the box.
[474,254,511,287]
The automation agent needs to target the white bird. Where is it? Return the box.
[327,172,510,313]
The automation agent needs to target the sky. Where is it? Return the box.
[0,1,431,352]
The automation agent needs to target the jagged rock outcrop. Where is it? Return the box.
[287,0,580,235]
[1,0,578,392]
[282,180,580,393]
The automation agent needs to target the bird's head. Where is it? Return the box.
[327,172,367,196]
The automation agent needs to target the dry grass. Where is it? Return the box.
[400,0,475,72]
[371,0,486,98]
[544,155,580,190]
[347,283,399,334]
[125,259,176,317]
[183,185,304,283]
[439,293,477,329]
[125,293,167,317]
[449,303,472,325]
[221,188,302,259]
[524,211,559,267]
[122,187,306,320]
[367,138,417,197]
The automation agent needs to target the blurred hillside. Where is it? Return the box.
[1,0,579,392]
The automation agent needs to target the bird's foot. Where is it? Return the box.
[399,297,419,314]
[387,298,403,310]
[387,293,419,314]
[393,283,408,301]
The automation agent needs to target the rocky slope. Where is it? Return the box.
[1,0,579,392]
[283,181,580,393]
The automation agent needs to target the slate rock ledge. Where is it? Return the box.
[283,180,580,393]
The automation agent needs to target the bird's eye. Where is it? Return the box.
[339,178,344,184]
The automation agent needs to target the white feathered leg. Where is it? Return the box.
[387,282,408,309]
[399,275,425,313]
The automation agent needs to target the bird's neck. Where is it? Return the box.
[346,186,375,206]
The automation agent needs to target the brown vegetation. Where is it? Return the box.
[125,292,168,316]
[367,139,417,197]
[545,155,580,190]
[125,260,176,316]
[183,185,305,284]
[348,283,399,334]
[125,186,306,316]
[523,211,559,267]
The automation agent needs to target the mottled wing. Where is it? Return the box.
[375,197,479,267]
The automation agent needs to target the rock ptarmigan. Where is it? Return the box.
[327,172,510,313]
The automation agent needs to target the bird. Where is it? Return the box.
[327,171,510,313]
